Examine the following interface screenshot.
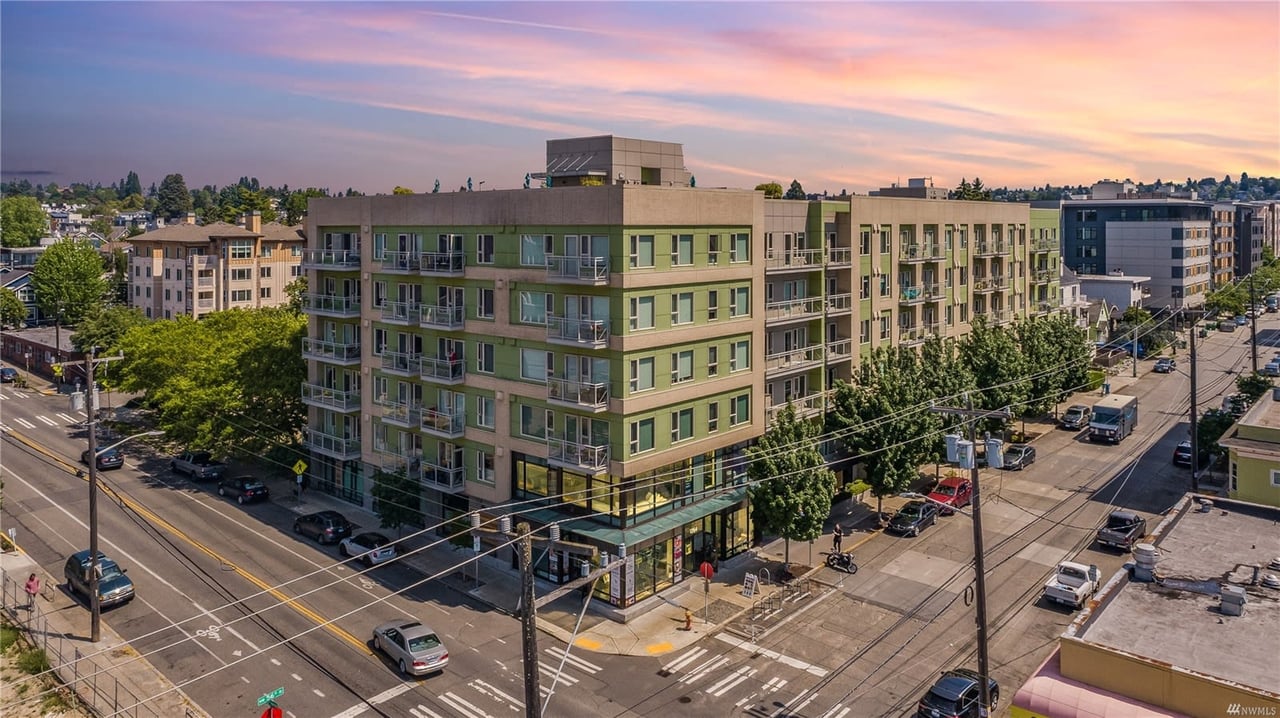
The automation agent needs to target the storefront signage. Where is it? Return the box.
[673,536,684,583]
[742,573,759,598]
[624,554,636,607]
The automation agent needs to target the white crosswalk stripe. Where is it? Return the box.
[678,655,730,685]
[36,415,57,426]
[662,646,708,673]
[818,705,851,718]
[0,424,9,432]
[544,646,602,673]
[56,413,77,423]
[437,691,494,718]
[14,418,35,429]
[469,679,524,710]
[408,705,445,718]
[707,665,757,697]
[538,660,579,684]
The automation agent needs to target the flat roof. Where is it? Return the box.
[1075,274,1152,284]
[1076,495,1280,694]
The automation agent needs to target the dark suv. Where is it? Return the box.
[917,668,999,718]
[217,476,270,504]
[64,550,135,608]
[888,500,939,537]
[293,510,354,544]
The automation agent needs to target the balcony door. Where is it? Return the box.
[438,286,464,308]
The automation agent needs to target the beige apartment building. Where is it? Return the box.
[128,212,305,319]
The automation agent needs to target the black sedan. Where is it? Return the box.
[1173,440,1194,467]
[887,500,939,537]
[1153,357,1177,373]
[1001,444,1036,470]
[217,476,270,504]
[81,447,124,470]
[916,667,999,718]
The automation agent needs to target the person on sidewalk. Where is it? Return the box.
[24,573,40,610]
[832,524,844,553]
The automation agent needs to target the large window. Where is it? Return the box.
[730,394,750,426]
[730,340,750,372]
[476,287,494,319]
[231,268,251,281]
[520,349,553,382]
[671,350,694,384]
[672,292,693,325]
[708,290,719,320]
[230,289,251,302]
[707,346,718,376]
[671,234,693,266]
[477,396,495,429]
[629,235,655,268]
[629,296,655,330]
[519,405,551,439]
[229,240,253,259]
[708,403,719,432]
[671,408,693,443]
[520,234,553,266]
[476,234,494,264]
[731,233,750,263]
[519,291,551,324]
[476,450,495,484]
[630,418,655,454]
[630,357,655,392]
[730,287,749,317]
[476,342,495,374]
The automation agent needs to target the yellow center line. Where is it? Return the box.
[6,430,371,654]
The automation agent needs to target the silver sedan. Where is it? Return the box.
[372,619,449,676]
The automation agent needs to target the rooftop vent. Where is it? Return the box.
[1220,584,1246,617]
[1198,498,1215,513]
[1132,543,1160,582]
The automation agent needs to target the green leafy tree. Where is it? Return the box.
[755,182,783,199]
[1196,409,1236,460]
[284,275,307,314]
[283,188,327,225]
[71,304,148,354]
[958,317,1030,430]
[747,405,836,565]
[89,215,113,239]
[30,239,110,326]
[783,180,806,200]
[1,196,48,247]
[0,288,27,327]
[155,173,193,220]
[1236,372,1273,403]
[369,469,424,536]
[1204,285,1248,317]
[392,186,414,195]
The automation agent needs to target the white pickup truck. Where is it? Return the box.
[1043,561,1101,610]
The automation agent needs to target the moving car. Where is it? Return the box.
[340,532,397,566]
[372,619,449,676]
[64,550,135,608]
[0,366,18,383]
[1001,444,1036,470]
[293,510,354,544]
[1173,440,1194,467]
[1060,404,1091,430]
[888,500,939,537]
[217,475,270,504]
[170,451,227,480]
[1153,357,1176,373]
[926,476,972,515]
[916,667,1000,718]
[81,447,124,470]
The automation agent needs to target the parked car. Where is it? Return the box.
[1264,360,1280,378]
[170,451,227,480]
[81,447,124,470]
[64,550,135,608]
[1223,393,1251,417]
[1096,510,1147,551]
[1153,357,1176,373]
[1060,404,1092,430]
[1235,315,1248,326]
[0,366,18,383]
[888,500,939,537]
[1043,561,1101,610]
[916,667,1000,718]
[1219,321,1237,333]
[1001,444,1036,470]
[293,510,354,544]
[372,619,449,676]
[217,475,270,504]
[1173,440,1194,467]
[926,476,972,515]
[340,532,397,566]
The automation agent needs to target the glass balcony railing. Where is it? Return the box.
[765,296,824,323]
[381,351,421,376]
[375,397,421,427]
[765,392,826,424]
[421,408,465,438]
[546,317,609,347]
[547,377,609,411]
[547,438,609,473]
[379,250,420,273]
[301,293,361,316]
[826,247,853,266]
[420,355,465,385]
[421,461,466,493]
[303,429,361,460]
[825,293,853,313]
[301,383,361,412]
[302,338,361,364]
[764,248,823,271]
[765,345,824,373]
[420,251,465,276]
[420,304,465,330]
[546,256,609,283]
[301,249,361,269]
[381,301,420,325]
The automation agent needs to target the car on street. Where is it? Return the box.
[1235,315,1248,326]
[372,619,449,676]
[1223,393,1251,417]
[926,476,972,515]
[1153,357,1176,373]
[1001,443,1036,470]
[81,447,124,471]
[916,667,1000,718]
[340,532,397,566]
[887,500,939,537]
[64,550,135,608]
[1060,404,1091,430]
[293,510,354,544]
[1173,440,1194,467]
[217,475,270,504]
[0,366,17,383]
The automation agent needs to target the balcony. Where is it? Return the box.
[826,338,853,362]
[381,350,421,377]
[301,383,361,412]
[765,248,824,272]
[302,293,361,317]
[826,247,853,267]
[546,317,609,348]
[379,250,420,273]
[196,298,215,309]
[765,296,824,324]
[766,392,825,424]
[765,345,824,375]
[976,308,1013,325]
[372,444,418,474]
[303,429,361,461]
[380,301,420,325]
[421,461,466,493]
[421,407,465,438]
[376,398,421,428]
[547,438,609,474]
[547,377,609,412]
[546,255,609,284]
[1032,269,1054,284]
[420,355,465,385]
[420,250,465,276]
[972,276,1008,294]
[196,275,215,287]
[302,338,361,365]
[1031,237,1058,253]
[899,323,942,346]
[1034,300,1059,315]
[420,303,465,330]
[301,249,361,270]
[899,283,944,304]
[973,242,1008,258]
[901,244,945,262]
[826,292,853,314]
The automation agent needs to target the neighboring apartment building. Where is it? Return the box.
[1012,494,1280,717]
[1235,200,1280,275]
[127,212,305,319]
[1212,201,1238,286]
[1216,387,1280,507]
[1074,272,1151,313]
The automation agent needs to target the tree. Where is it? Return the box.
[1204,285,1248,317]
[155,173,193,220]
[747,405,836,566]
[369,469,424,536]
[1,196,48,247]
[284,275,307,314]
[89,215,113,239]
[392,186,414,195]
[122,171,143,199]
[30,239,110,326]
[755,182,783,199]
[783,180,806,200]
[1196,409,1236,462]
[0,288,27,327]
[1236,372,1273,403]
[71,304,148,354]
[283,188,327,225]
[958,317,1030,430]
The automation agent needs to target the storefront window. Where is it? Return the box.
[563,470,588,509]
[725,504,750,556]
[516,457,550,499]
[590,473,618,521]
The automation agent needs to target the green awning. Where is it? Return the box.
[563,489,746,548]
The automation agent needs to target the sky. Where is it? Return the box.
[2,1,1277,196]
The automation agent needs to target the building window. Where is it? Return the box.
[476,450,495,484]
[259,287,271,299]
[229,240,253,259]
[630,357,655,392]
[879,227,891,254]
[670,408,693,443]
[671,350,694,384]
[730,394,750,426]
[164,288,171,300]
[672,234,693,266]
[476,342,495,374]
[520,349,553,382]
[373,328,386,356]
[672,292,693,325]
[730,340,749,372]
[707,290,719,320]
[860,275,870,299]
[731,233,750,263]
[519,291,551,324]
[629,234,655,268]
[260,266,271,279]
[630,418,655,454]
[730,287,749,317]
[708,234,720,265]
[477,396,495,430]
[520,234,553,266]
[231,289,251,302]
[859,229,871,255]
[629,296,655,330]
[860,319,871,343]
[708,403,719,432]
[476,234,494,264]
[477,287,494,319]
[880,315,891,339]
[373,281,386,308]
[519,406,551,439]
[164,267,171,280]
[1268,468,1280,488]
[707,346,718,376]
[231,268,251,281]
[291,265,302,277]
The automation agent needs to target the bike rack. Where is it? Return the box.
[758,568,771,586]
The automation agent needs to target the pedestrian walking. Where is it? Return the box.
[24,573,40,610]
[832,524,844,553]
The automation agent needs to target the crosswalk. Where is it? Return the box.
[0,404,87,433]
[659,643,824,709]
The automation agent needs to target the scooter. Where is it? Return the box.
[824,551,858,574]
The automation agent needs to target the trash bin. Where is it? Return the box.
[1102,382,1111,395]
[1199,328,1208,338]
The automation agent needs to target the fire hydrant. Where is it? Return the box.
[684,608,693,631]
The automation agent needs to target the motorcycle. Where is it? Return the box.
[824,551,858,574]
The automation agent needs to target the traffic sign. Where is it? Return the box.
[260,707,282,718]
[257,687,284,707]
[292,459,308,476]
[699,561,715,580]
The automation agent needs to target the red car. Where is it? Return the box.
[927,476,972,515]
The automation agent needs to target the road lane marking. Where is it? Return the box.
[714,633,829,676]
[707,666,756,697]
[470,679,524,709]
[15,417,35,428]
[36,415,57,425]
[330,682,416,718]
[409,706,445,718]
[663,646,707,673]
[438,692,493,718]
[56,412,76,423]
[537,661,579,684]
[678,655,730,685]
[545,646,601,673]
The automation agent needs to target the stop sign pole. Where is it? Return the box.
[699,561,715,623]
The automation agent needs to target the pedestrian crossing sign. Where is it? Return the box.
[292,460,307,476]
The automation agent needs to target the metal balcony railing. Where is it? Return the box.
[381,301,420,325]
[379,250,420,272]
[420,250,465,276]
[421,408,465,437]
[546,317,609,347]
[826,247,852,266]
[546,256,609,283]
[765,345,824,373]
[826,338,853,360]
[826,293,853,313]
[419,355,465,385]
[380,351,421,376]
[765,296,824,323]
[301,293,361,316]
[765,392,826,424]
[301,383,361,412]
[302,338,361,364]
[375,398,421,427]
[420,303,465,330]
[421,462,466,493]
[547,438,609,473]
[765,248,824,271]
[301,249,361,269]
[303,429,361,460]
[547,377,609,411]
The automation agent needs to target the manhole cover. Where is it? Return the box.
[678,696,692,704]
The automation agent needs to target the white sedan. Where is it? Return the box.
[339,532,397,566]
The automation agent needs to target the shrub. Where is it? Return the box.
[16,647,51,673]
[1086,370,1105,391]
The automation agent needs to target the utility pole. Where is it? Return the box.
[517,521,541,718]
[1250,274,1259,374]
[1131,325,1138,378]
[1190,317,1200,494]
[929,395,1011,717]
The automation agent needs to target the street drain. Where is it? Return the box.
[678,696,692,704]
